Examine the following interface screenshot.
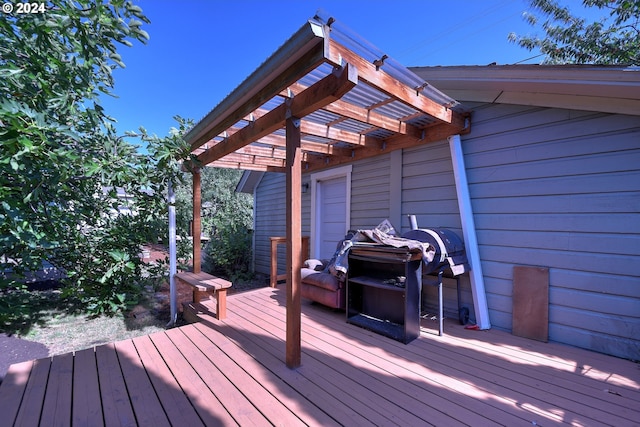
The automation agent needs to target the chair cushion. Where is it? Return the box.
[303,259,327,271]
[301,268,342,292]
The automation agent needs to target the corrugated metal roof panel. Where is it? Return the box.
[305,109,341,124]
[187,13,465,173]
[332,119,372,134]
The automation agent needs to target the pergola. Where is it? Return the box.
[183,13,469,368]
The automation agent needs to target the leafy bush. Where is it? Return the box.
[203,223,253,281]
[0,1,191,317]
[173,168,254,281]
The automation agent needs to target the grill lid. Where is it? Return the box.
[401,228,469,276]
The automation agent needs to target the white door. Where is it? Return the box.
[316,176,347,258]
[311,165,351,259]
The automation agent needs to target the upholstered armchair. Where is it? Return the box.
[300,232,356,310]
[300,258,346,309]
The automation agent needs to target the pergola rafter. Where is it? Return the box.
[183,13,469,368]
[196,63,358,167]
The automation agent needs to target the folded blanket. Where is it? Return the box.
[330,229,435,278]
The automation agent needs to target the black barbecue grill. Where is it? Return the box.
[402,228,468,276]
[402,227,470,333]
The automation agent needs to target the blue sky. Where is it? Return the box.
[101,0,599,141]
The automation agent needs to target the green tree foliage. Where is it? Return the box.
[174,167,254,281]
[0,1,189,318]
[509,0,640,64]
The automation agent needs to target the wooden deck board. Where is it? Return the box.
[130,334,205,427]
[145,331,238,426]
[202,304,358,426]
[190,322,338,427]
[242,288,640,426]
[237,288,516,426]
[160,327,269,426]
[226,294,439,426]
[0,360,33,426]
[95,343,137,427]
[177,324,306,426]
[219,300,383,426]
[307,293,640,425]
[411,328,640,424]
[14,357,51,426]
[266,291,636,426]
[1,286,638,427]
[72,348,104,427]
[114,339,171,426]
[41,351,73,426]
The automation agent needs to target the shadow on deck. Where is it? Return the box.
[1,286,638,426]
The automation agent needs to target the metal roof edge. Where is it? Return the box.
[235,170,264,194]
[409,64,640,86]
[410,65,640,115]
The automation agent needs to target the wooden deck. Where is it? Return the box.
[1,286,638,426]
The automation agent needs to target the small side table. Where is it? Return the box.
[270,236,310,287]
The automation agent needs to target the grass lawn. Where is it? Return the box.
[25,299,168,356]
[1,286,170,357]
[1,274,267,365]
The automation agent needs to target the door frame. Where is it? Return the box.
[310,165,352,259]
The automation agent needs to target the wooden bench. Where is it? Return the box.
[174,271,232,320]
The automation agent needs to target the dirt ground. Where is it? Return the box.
[0,273,269,384]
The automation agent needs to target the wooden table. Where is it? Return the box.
[269,236,309,287]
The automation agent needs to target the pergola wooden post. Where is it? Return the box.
[285,112,302,368]
[192,168,201,274]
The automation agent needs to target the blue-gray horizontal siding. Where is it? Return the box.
[249,103,640,360]
[350,154,391,230]
[401,141,472,320]
[253,173,286,275]
[461,103,640,359]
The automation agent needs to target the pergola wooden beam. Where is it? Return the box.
[326,99,423,138]
[255,133,353,158]
[218,152,286,168]
[327,41,465,129]
[302,121,466,172]
[209,160,285,172]
[234,144,286,160]
[197,129,355,169]
[283,83,423,138]
[299,120,372,147]
[196,64,358,166]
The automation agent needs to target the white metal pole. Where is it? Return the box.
[448,135,491,329]
[167,181,177,327]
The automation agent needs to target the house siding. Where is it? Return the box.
[459,103,640,359]
[350,154,392,230]
[253,173,286,276]
[249,102,639,360]
[401,140,473,321]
